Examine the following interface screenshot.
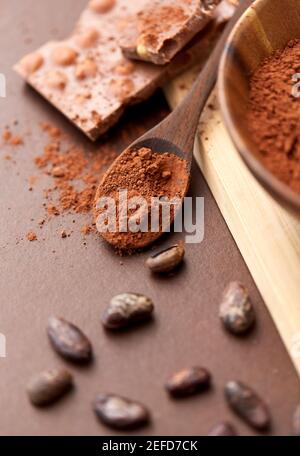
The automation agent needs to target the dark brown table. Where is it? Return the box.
[0,0,299,436]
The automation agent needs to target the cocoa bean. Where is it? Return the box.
[94,394,150,430]
[225,381,271,431]
[146,244,185,273]
[27,368,73,406]
[166,367,211,398]
[219,282,255,335]
[47,317,92,363]
[102,293,154,330]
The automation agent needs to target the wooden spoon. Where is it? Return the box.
[95,0,254,250]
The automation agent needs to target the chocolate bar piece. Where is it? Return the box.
[120,0,221,65]
[15,0,236,141]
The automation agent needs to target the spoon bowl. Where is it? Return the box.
[94,140,191,250]
[218,0,300,215]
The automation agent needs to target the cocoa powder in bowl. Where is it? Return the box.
[94,147,189,251]
[247,39,300,195]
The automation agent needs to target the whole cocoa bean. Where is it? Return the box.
[94,394,150,430]
[27,368,73,406]
[102,293,154,330]
[47,317,92,363]
[166,367,211,398]
[225,381,271,431]
[146,244,185,273]
[219,282,255,335]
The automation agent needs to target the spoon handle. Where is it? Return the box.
[150,0,254,154]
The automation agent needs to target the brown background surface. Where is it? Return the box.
[0,0,299,436]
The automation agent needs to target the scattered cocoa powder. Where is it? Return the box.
[47,204,60,216]
[81,224,93,236]
[27,231,37,242]
[1,95,169,246]
[2,128,24,146]
[61,230,67,239]
[0,120,119,242]
[40,122,61,139]
[94,147,189,250]
[28,176,38,187]
[32,124,118,223]
[247,39,300,194]
[10,136,24,146]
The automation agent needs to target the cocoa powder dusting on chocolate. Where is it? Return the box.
[95,147,189,251]
[136,5,187,49]
[247,39,300,194]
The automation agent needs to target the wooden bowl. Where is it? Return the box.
[218,0,300,215]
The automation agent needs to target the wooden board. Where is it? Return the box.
[164,67,300,376]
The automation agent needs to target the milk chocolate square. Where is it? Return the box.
[120,0,221,65]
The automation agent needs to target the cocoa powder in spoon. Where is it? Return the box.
[94,147,189,251]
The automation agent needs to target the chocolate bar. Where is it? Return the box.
[15,0,236,141]
[120,0,221,65]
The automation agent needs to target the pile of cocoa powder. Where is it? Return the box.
[2,122,119,242]
[35,123,118,220]
[95,146,189,250]
[247,39,300,194]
